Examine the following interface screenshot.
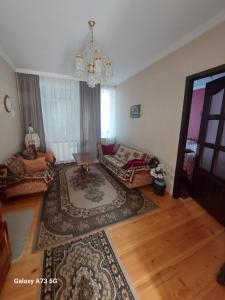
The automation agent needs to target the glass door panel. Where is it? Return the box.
[205,120,219,144]
[199,147,214,171]
[213,151,225,180]
[209,89,224,115]
[221,122,225,146]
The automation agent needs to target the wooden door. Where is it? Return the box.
[192,77,225,226]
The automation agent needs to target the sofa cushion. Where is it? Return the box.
[23,157,48,174]
[122,159,147,170]
[25,169,54,183]
[104,155,124,168]
[6,180,47,198]
[102,155,132,181]
[37,151,55,163]
[101,144,116,155]
[115,144,146,163]
[5,154,24,175]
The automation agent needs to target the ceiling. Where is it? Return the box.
[0,0,225,85]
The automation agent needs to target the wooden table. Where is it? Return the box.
[73,152,98,173]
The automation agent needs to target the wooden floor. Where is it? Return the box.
[1,186,225,300]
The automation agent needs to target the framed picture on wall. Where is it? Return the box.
[130,104,141,118]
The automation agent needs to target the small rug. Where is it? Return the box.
[40,230,135,300]
[34,163,157,250]
[4,209,33,261]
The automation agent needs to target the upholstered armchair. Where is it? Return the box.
[1,151,55,198]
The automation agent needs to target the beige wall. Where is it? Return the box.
[116,21,225,193]
[0,56,22,162]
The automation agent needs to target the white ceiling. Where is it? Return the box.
[0,0,225,85]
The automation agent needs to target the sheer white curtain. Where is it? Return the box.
[40,77,80,163]
[101,86,116,143]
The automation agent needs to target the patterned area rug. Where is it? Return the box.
[34,163,157,250]
[40,230,135,300]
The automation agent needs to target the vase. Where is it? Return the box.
[153,178,166,196]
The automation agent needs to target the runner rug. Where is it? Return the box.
[34,163,157,250]
[4,209,33,261]
[40,230,135,300]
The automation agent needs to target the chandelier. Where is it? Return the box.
[75,20,112,88]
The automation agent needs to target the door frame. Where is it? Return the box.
[173,64,225,198]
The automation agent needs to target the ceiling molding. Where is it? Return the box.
[120,9,225,85]
[0,46,15,70]
[16,68,79,81]
[16,68,117,86]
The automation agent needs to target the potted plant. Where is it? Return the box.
[150,164,168,196]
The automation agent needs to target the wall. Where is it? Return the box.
[116,21,225,193]
[187,88,205,140]
[0,56,22,162]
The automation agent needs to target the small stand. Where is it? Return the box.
[153,179,166,196]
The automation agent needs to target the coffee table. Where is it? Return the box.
[73,152,98,173]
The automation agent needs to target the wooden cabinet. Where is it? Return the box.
[0,203,11,291]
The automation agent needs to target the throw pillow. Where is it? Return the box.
[102,144,116,155]
[37,152,55,163]
[21,145,37,160]
[122,159,147,170]
[23,157,48,174]
[5,154,24,175]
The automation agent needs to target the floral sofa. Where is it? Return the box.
[98,143,153,188]
[1,151,55,198]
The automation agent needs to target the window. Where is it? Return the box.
[40,77,80,162]
[101,87,116,141]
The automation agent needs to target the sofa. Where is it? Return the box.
[98,143,153,189]
[0,151,55,198]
